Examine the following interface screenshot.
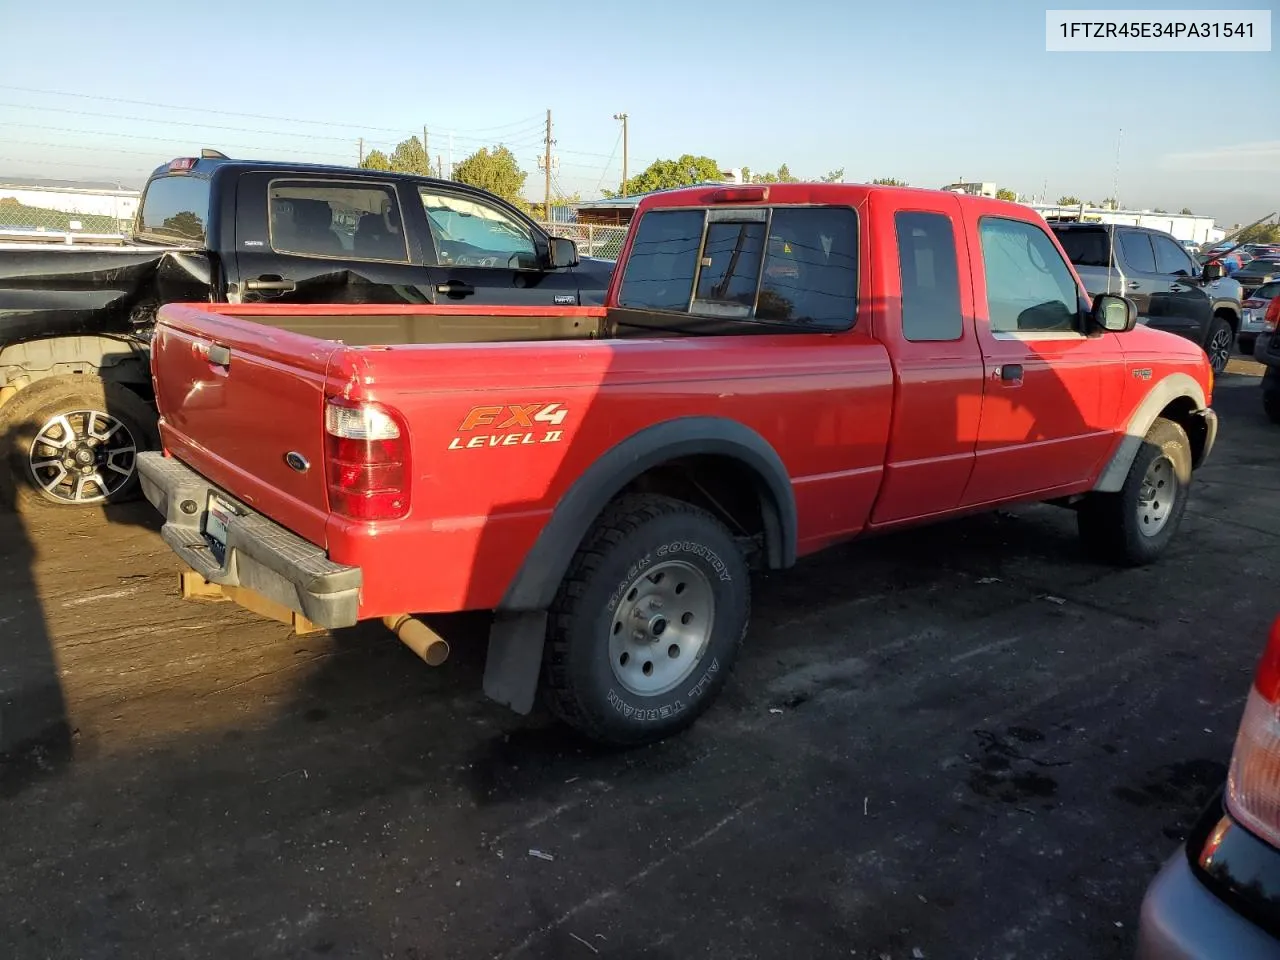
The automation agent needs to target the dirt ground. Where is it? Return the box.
[1,367,1276,960]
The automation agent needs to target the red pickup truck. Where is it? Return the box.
[137,183,1217,744]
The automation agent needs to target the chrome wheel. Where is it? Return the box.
[28,409,138,504]
[1137,454,1177,537]
[1207,326,1232,372]
[609,560,715,697]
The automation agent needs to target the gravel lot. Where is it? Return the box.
[1,365,1275,960]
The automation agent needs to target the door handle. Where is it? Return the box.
[997,363,1023,383]
[1126,281,1141,290]
[436,280,476,297]
[206,343,231,368]
[244,277,297,292]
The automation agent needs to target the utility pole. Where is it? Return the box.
[437,154,443,178]
[544,109,553,218]
[613,113,628,196]
[358,137,364,165]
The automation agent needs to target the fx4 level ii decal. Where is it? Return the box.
[447,402,569,450]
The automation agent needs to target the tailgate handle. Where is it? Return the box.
[244,277,297,292]
[207,344,231,368]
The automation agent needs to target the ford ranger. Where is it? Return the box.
[0,151,612,512]
[136,183,1217,745]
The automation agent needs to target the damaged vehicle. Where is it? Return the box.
[0,151,614,511]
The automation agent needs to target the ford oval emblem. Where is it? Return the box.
[285,451,310,473]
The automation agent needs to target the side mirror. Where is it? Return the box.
[549,236,579,268]
[1092,292,1137,333]
[1202,260,1226,282]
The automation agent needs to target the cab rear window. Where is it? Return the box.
[136,174,210,244]
[617,206,858,330]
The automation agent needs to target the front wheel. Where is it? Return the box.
[1205,317,1233,373]
[542,494,751,745]
[1077,417,1192,566]
[0,376,159,512]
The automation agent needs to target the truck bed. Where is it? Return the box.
[183,302,610,345]
[148,300,894,615]
[0,244,210,347]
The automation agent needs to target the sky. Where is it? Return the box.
[1,0,1276,225]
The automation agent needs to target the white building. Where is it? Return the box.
[0,183,139,223]
[943,181,998,199]
[1029,203,1225,245]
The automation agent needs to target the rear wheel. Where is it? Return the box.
[542,494,750,745]
[0,376,158,512]
[1205,317,1233,373]
[1078,417,1192,566]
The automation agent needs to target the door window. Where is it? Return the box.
[896,211,963,341]
[268,181,407,262]
[1152,234,1195,276]
[418,189,538,269]
[979,217,1080,335]
[1118,231,1157,274]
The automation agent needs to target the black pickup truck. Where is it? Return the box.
[0,152,613,512]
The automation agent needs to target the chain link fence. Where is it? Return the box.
[537,221,628,261]
[0,198,133,240]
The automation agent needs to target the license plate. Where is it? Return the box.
[204,493,237,554]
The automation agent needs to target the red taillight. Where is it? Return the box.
[1226,616,1280,847]
[1244,299,1265,308]
[167,157,197,172]
[711,186,768,203]
[323,398,410,521]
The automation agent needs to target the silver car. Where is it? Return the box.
[1240,281,1280,354]
[1135,615,1280,957]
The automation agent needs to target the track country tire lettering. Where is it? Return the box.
[543,494,750,745]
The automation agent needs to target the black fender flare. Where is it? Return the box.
[498,416,797,613]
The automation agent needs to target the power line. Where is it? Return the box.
[0,101,547,151]
[0,84,546,137]
[596,127,623,193]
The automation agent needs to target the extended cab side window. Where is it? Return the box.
[616,207,858,330]
[979,217,1081,335]
[269,181,407,262]
[895,211,963,341]
[1152,234,1194,276]
[1118,231,1157,274]
[418,189,538,270]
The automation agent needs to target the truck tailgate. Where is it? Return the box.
[151,304,341,547]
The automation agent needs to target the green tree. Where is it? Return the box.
[995,188,1017,202]
[1102,197,1119,209]
[606,154,723,197]
[360,149,391,171]
[451,145,528,204]
[1179,207,1194,215]
[388,136,431,175]
[1057,195,1081,206]
[748,163,800,184]
[1236,223,1280,244]
[742,164,842,184]
[1154,208,1168,214]
[873,177,909,186]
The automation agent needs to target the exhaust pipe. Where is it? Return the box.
[383,614,450,666]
